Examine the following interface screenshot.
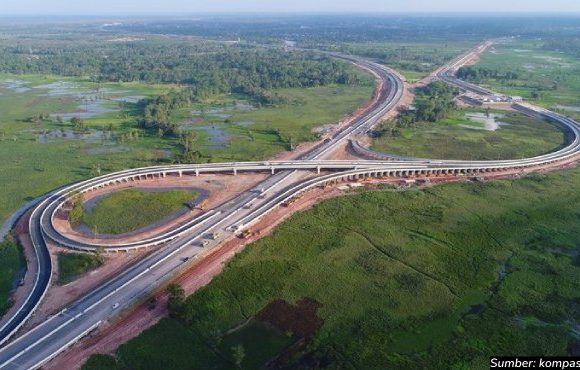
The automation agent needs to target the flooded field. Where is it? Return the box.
[0,79,31,93]
[196,125,231,149]
[0,77,147,121]
[554,104,580,112]
[191,103,256,120]
[461,112,508,131]
[51,101,120,121]
[34,129,116,145]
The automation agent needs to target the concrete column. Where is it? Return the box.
[271,167,275,175]
[233,168,237,176]
[195,169,199,176]
[178,171,182,177]
[317,166,321,175]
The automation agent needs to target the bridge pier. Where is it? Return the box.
[233,168,237,176]
[271,167,275,175]
[195,169,199,176]
[178,171,182,177]
[317,166,321,175]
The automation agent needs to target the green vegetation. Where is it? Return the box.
[331,41,475,82]
[466,40,580,117]
[83,167,580,369]
[0,238,25,316]
[0,75,176,226]
[57,252,103,285]
[68,192,86,226]
[167,82,373,162]
[80,189,198,235]
[372,109,566,160]
[0,74,372,227]
[0,37,366,101]
[0,69,371,308]
[398,81,457,125]
[166,283,186,318]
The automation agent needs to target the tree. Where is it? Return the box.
[68,192,85,225]
[166,283,185,318]
[89,164,102,177]
[70,116,85,130]
[231,344,245,368]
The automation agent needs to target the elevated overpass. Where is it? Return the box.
[0,43,578,370]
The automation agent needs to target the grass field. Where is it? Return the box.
[83,167,580,369]
[81,189,198,235]
[372,109,567,160]
[57,252,103,285]
[471,40,580,117]
[0,239,25,316]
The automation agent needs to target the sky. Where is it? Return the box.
[1,0,580,15]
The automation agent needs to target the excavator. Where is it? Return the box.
[238,228,261,239]
[195,200,208,211]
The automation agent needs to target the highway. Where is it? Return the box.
[0,43,578,369]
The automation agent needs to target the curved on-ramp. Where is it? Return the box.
[0,44,578,369]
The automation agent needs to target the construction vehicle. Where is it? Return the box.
[197,200,208,211]
[238,229,260,239]
[147,297,157,311]
[282,195,301,207]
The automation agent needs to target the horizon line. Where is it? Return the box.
[2,11,580,17]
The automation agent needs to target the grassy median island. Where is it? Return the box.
[371,109,567,160]
[80,189,199,235]
[57,252,103,285]
[0,238,25,317]
[83,168,580,369]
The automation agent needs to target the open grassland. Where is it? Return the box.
[0,239,25,316]
[473,41,580,116]
[84,167,580,369]
[81,189,198,235]
[372,109,566,160]
[57,252,103,285]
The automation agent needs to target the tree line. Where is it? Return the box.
[0,40,367,102]
[457,66,519,82]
